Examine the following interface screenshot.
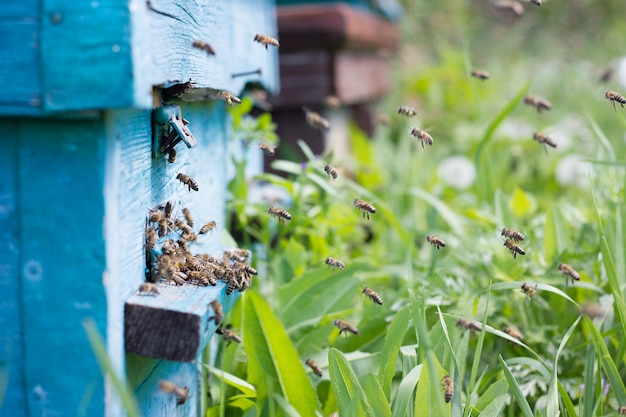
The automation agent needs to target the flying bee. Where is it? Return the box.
[558,262,580,286]
[176,173,199,191]
[167,148,177,163]
[216,324,242,345]
[442,375,454,403]
[353,199,376,220]
[457,318,482,335]
[334,319,358,335]
[325,257,345,273]
[501,228,524,242]
[605,90,626,110]
[409,127,433,148]
[533,132,557,153]
[192,40,216,55]
[520,282,536,299]
[504,239,525,259]
[581,302,605,319]
[523,95,552,112]
[182,208,194,227]
[361,286,383,305]
[397,106,417,117]
[199,221,217,235]
[259,142,275,156]
[267,206,292,224]
[303,107,330,131]
[158,380,189,405]
[617,406,626,414]
[502,326,524,341]
[325,95,341,108]
[305,359,323,377]
[208,300,223,325]
[470,69,490,80]
[598,68,614,83]
[426,234,446,250]
[254,33,279,49]
[324,164,338,180]
[217,91,241,107]
[529,0,541,5]
[138,282,159,295]
[492,0,525,19]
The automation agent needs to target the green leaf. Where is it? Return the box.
[378,307,411,400]
[360,374,392,417]
[508,188,535,218]
[498,356,534,417]
[328,348,372,417]
[272,394,303,417]
[244,292,319,416]
[546,317,580,417]
[414,353,447,417]
[407,188,466,236]
[600,236,626,337]
[477,394,508,417]
[474,379,508,412]
[544,204,567,264]
[391,364,422,417]
[205,365,257,397]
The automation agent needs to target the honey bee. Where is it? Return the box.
[581,302,605,319]
[176,173,199,192]
[145,227,156,251]
[181,208,193,227]
[324,164,338,180]
[502,326,524,341]
[520,282,536,299]
[523,95,552,112]
[442,375,453,403]
[598,68,614,83]
[558,262,580,286]
[216,324,242,345]
[188,270,210,286]
[426,234,446,250]
[303,107,330,131]
[208,300,223,325]
[254,34,280,49]
[533,132,557,152]
[470,69,490,80]
[617,406,626,414]
[457,318,482,335]
[259,142,275,156]
[492,0,525,19]
[163,201,174,219]
[158,380,189,405]
[267,206,292,224]
[397,106,417,117]
[175,219,195,237]
[167,148,177,163]
[353,199,376,220]
[232,248,250,260]
[138,282,160,295]
[325,257,345,273]
[217,91,242,107]
[199,221,217,235]
[325,95,341,108]
[305,359,323,377]
[334,319,358,335]
[605,90,626,110]
[192,40,216,55]
[500,228,524,242]
[504,239,525,259]
[361,286,383,305]
[529,0,542,5]
[409,128,433,148]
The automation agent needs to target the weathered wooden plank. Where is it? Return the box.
[18,118,108,417]
[0,121,26,417]
[334,51,391,104]
[40,0,133,112]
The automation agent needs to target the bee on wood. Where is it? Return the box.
[167,148,177,163]
[361,286,383,305]
[442,375,454,403]
[397,106,417,117]
[409,127,433,148]
[502,326,524,341]
[581,302,605,319]
[353,199,376,220]
[175,219,195,237]
[232,248,250,260]
[533,132,557,152]
[199,221,217,235]
[426,234,446,250]
[176,173,199,192]
[259,143,275,156]
[324,164,338,180]
[138,282,159,295]
[192,40,216,55]
[605,90,626,110]
[305,359,323,377]
[254,34,279,49]
[523,95,552,112]
[334,319,358,335]
[217,91,242,107]
[158,380,189,405]
[163,201,174,219]
[303,107,330,131]
[501,228,524,242]
[520,282,536,299]
[470,69,490,80]
[558,262,580,286]
[325,257,345,273]
[216,324,242,345]
[504,239,525,259]
[267,206,292,224]
[457,318,482,335]
[182,208,194,227]
[208,300,223,325]
[187,271,209,286]
[145,227,156,251]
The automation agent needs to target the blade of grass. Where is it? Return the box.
[272,394,303,417]
[498,355,534,417]
[474,379,508,413]
[546,317,581,417]
[585,112,616,162]
[205,365,257,397]
[391,364,422,417]
[407,188,466,236]
[328,348,373,417]
[600,235,626,336]
[378,307,411,400]
[582,344,595,417]
[360,374,392,417]
[557,381,577,417]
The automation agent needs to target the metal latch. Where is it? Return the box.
[152,105,197,158]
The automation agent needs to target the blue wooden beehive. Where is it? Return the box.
[0,1,278,416]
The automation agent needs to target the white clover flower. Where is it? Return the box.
[555,154,593,188]
[499,118,535,141]
[617,56,626,89]
[437,156,476,189]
